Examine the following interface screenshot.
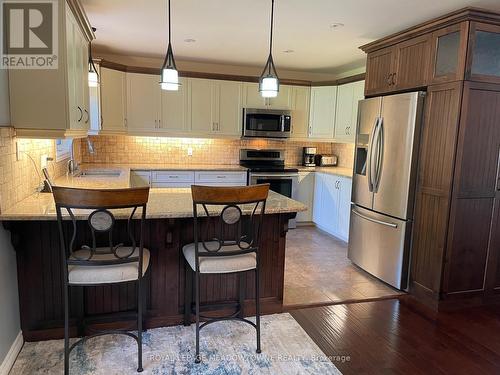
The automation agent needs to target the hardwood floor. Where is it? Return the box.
[284,226,403,308]
[291,299,500,374]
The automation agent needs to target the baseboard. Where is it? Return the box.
[0,331,23,375]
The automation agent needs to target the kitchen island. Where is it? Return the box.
[1,169,306,341]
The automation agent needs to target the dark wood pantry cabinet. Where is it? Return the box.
[360,7,500,310]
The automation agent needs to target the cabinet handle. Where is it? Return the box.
[100,115,103,129]
[77,106,83,122]
[386,74,392,85]
[84,109,89,124]
[496,146,500,191]
[391,72,397,86]
[124,118,128,128]
[309,125,312,136]
[158,119,161,128]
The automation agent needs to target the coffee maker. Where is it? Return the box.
[303,147,317,167]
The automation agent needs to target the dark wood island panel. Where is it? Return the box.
[5,213,293,341]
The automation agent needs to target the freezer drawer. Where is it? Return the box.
[347,205,411,290]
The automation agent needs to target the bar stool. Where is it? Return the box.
[53,186,150,374]
[183,184,270,363]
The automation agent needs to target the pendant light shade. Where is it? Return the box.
[259,0,279,98]
[160,0,180,91]
[88,28,99,87]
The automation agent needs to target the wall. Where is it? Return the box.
[0,72,20,373]
[331,142,355,169]
[81,135,334,166]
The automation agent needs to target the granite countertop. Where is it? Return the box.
[292,166,353,178]
[1,163,305,221]
[0,189,305,221]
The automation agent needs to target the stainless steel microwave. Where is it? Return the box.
[242,108,291,139]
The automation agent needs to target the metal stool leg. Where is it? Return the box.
[238,273,245,318]
[137,278,144,372]
[255,264,261,354]
[195,270,201,363]
[64,282,70,375]
[184,265,193,326]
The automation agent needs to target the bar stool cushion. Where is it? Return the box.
[68,247,150,285]
[182,242,256,274]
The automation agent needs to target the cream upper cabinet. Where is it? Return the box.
[189,78,241,136]
[215,80,242,136]
[101,67,127,133]
[334,80,364,143]
[189,78,217,134]
[309,86,337,139]
[8,2,92,138]
[290,86,310,138]
[161,77,188,133]
[243,82,291,110]
[126,73,161,131]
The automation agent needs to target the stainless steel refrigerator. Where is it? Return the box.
[348,91,425,290]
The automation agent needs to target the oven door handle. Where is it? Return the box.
[250,174,298,179]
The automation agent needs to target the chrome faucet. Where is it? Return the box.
[67,138,78,176]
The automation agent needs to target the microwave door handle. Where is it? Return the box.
[280,115,285,132]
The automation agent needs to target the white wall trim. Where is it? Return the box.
[0,331,23,375]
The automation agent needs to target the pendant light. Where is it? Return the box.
[259,0,279,98]
[88,27,99,87]
[160,0,180,91]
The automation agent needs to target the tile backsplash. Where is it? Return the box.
[0,127,79,212]
[331,143,355,169]
[81,135,335,166]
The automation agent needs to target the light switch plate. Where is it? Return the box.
[187,147,193,156]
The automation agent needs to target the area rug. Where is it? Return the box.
[10,313,341,374]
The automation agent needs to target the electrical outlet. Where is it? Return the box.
[40,154,49,169]
[187,147,193,156]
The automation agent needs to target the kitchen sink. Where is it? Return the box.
[75,169,122,177]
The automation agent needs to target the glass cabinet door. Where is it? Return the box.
[467,22,500,83]
[428,22,468,84]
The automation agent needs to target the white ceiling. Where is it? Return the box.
[81,0,500,74]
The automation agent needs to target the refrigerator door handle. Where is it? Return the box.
[367,117,379,192]
[374,117,385,192]
[352,208,398,228]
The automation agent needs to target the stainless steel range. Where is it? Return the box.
[240,149,298,228]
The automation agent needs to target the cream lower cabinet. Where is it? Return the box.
[100,67,127,133]
[308,86,337,139]
[334,80,365,142]
[189,78,241,136]
[9,2,92,138]
[290,86,311,139]
[313,172,352,242]
[296,171,315,222]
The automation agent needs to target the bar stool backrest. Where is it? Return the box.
[190,184,270,261]
[52,186,150,271]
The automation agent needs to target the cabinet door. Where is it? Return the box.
[365,46,396,96]
[160,77,188,133]
[190,78,216,134]
[101,67,127,132]
[428,22,468,84]
[337,177,352,241]
[350,80,365,142]
[89,74,101,132]
[65,10,78,129]
[309,86,337,139]
[216,80,242,136]
[322,174,340,235]
[268,85,291,109]
[243,82,267,109]
[467,22,500,84]
[290,86,310,138]
[296,172,315,222]
[393,34,431,90]
[334,83,354,141]
[79,32,90,130]
[313,172,325,224]
[126,73,160,130]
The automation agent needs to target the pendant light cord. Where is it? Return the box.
[168,0,172,45]
[269,0,274,55]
